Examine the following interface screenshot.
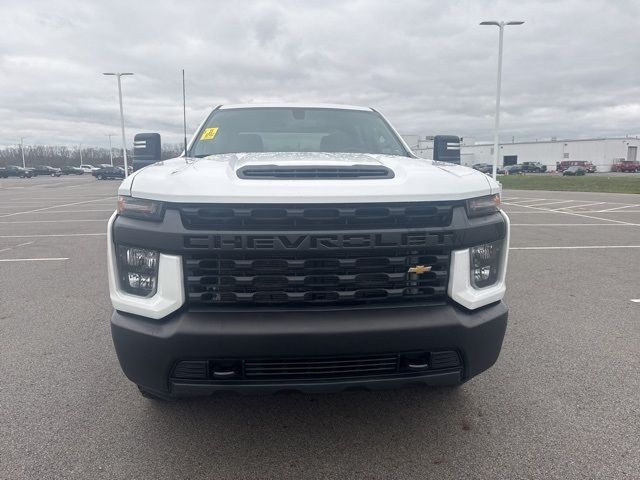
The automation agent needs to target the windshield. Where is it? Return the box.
[190,107,410,158]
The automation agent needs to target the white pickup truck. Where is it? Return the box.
[107,104,510,399]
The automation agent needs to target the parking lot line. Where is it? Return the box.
[0,233,106,238]
[0,257,69,262]
[33,209,115,213]
[505,210,640,213]
[554,202,606,210]
[0,241,34,253]
[507,203,639,226]
[510,223,636,226]
[0,219,107,224]
[520,200,575,208]
[631,299,640,303]
[505,196,640,205]
[4,194,114,198]
[504,198,549,204]
[0,197,116,218]
[510,245,640,250]
[10,196,115,199]
[2,196,112,201]
[0,201,112,207]
[596,204,640,212]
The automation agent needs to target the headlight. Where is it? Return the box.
[117,245,159,297]
[117,196,164,221]
[466,194,500,217]
[470,240,503,288]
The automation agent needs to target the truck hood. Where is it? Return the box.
[120,152,499,203]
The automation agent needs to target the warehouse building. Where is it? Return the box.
[404,135,640,172]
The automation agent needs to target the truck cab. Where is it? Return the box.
[611,159,640,173]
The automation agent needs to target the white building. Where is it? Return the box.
[404,135,640,172]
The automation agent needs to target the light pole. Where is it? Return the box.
[19,137,26,168]
[480,20,524,180]
[106,134,115,166]
[103,72,133,176]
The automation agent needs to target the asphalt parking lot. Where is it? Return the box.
[1,176,638,480]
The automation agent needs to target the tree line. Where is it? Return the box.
[0,144,184,168]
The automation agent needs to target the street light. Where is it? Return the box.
[19,137,26,168]
[103,72,134,177]
[78,143,83,166]
[106,133,115,166]
[480,20,524,179]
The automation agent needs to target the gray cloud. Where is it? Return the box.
[0,0,638,150]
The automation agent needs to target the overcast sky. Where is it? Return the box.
[1,0,639,149]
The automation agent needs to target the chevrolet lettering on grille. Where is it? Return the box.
[184,232,454,250]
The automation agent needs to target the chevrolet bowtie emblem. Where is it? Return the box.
[407,265,432,275]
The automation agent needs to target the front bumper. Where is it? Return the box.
[111,301,508,398]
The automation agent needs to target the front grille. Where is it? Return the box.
[236,165,395,180]
[244,354,399,379]
[184,246,450,308]
[171,351,462,382]
[179,202,455,231]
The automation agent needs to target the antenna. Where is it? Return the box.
[182,69,188,158]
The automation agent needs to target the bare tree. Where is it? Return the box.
[0,143,185,168]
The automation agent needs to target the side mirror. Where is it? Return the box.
[132,133,162,171]
[433,135,461,164]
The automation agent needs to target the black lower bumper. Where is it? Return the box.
[111,301,508,398]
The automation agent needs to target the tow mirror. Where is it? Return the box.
[132,133,162,172]
[433,135,461,164]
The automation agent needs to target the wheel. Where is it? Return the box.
[51,173,55,177]
[137,385,165,400]
[97,174,103,180]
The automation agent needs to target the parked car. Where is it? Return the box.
[556,160,595,173]
[80,164,98,173]
[61,166,84,175]
[93,166,125,180]
[472,163,493,174]
[31,165,62,177]
[562,166,586,176]
[0,165,33,178]
[519,162,547,173]
[610,159,640,173]
[501,165,523,175]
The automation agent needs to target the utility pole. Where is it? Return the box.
[106,134,115,166]
[103,72,134,176]
[19,137,26,168]
[79,143,83,166]
[480,20,524,179]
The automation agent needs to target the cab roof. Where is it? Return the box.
[218,103,372,111]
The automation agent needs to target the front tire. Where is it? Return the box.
[97,174,103,180]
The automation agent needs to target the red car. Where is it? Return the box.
[556,160,596,173]
[611,159,640,173]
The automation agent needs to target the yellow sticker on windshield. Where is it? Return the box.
[200,127,219,140]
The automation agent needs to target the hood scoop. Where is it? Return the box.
[236,164,395,180]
